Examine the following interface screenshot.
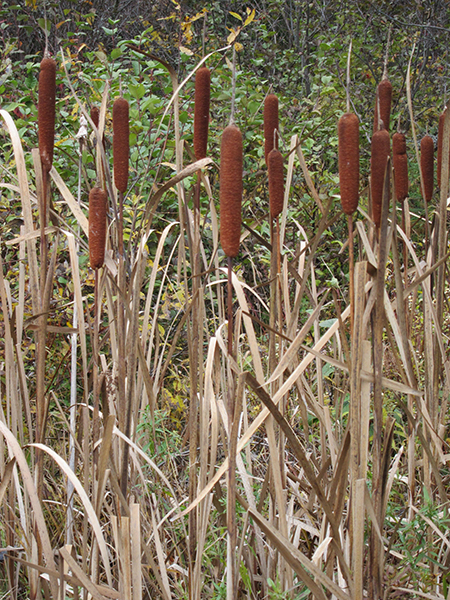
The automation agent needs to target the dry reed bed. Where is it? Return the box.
[0,45,450,600]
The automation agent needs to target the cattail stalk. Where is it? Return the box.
[113,94,130,494]
[420,135,434,203]
[338,111,359,334]
[371,128,390,229]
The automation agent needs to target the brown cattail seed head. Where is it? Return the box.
[392,132,408,203]
[89,187,108,269]
[113,97,129,193]
[373,79,392,133]
[420,134,434,203]
[193,67,210,160]
[38,57,56,172]
[370,128,390,228]
[338,112,359,215]
[220,125,243,258]
[90,106,100,129]
[268,148,284,219]
[437,109,449,189]
[264,94,279,164]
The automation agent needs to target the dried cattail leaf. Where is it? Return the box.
[268,148,284,219]
[90,106,100,129]
[373,79,392,133]
[193,67,210,160]
[420,134,434,203]
[437,109,449,189]
[89,186,108,269]
[113,97,129,193]
[38,57,56,172]
[264,94,279,164]
[220,125,243,258]
[371,128,390,228]
[338,112,359,215]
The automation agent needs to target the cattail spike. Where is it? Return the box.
[89,187,108,269]
[420,135,434,203]
[373,79,392,133]
[338,112,359,215]
[268,148,284,219]
[264,94,279,164]
[38,57,56,172]
[371,128,390,228]
[90,106,100,129]
[392,132,408,203]
[193,67,210,160]
[113,97,129,193]
[220,125,243,258]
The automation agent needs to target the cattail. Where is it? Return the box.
[338,112,359,215]
[437,109,450,189]
[89,186,108,269]
[113,97,129,193]
[38,57,56,172]
[420,134,434,203]
[264,94,279,164]
[392,132,408,203]
[373,78,392,133]
[90,105,100,129]
[220,125,243,258]
[193,67,210,160]
[370,128,390,228]
[268,148,284,219]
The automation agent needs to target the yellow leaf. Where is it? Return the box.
[244,8,256,26]
[179,45,193,56]
[229,11,242,20]
[227,28,240,44]
[234,42,243,52]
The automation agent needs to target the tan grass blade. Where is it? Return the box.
[59,546,106,600]
[131,503,142,600]
[0,109,39,312]
[50,167,89,235]
[280,134,298,246]
[0,422,58,596]
[248,507,351,600]
[295,142,325,215]
[0,457,15,505]
[31,442,113,586]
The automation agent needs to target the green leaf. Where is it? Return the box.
[110,48,122,60]
[129,83,146,100]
